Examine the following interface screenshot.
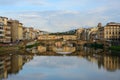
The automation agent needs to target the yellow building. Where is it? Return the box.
[76,28,85,40]
[8,20,23,42]
[88,27,98,41]
[38,35,77,40]
[104,22,120,41]
[38,35,58,40]
[18,23,23,40]
[8,20,19,42]
[0,16,11,43]
[0,22,4,42]
[97,23,104,41]
[63,35,77,40]
[29,27,35,39]
[4,21,11,43]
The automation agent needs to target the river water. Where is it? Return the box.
[0,48,120,80]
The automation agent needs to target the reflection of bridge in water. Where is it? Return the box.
[38,40,87,51]
[0,49,120,78]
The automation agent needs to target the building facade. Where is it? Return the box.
[104,22,120,42]
[4,21,11,43]
[38,35,77,40]
[97,23,104,41]
[76,28,85,40]
[18,23,23,40]
[88,27,98,41]
[0,22,4,42]
[8,20,23,42]
[0,17,11,43]
[8,20,19,42]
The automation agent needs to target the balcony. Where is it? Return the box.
[0,34,4,36]
[0,65,4,69]
[0,27,3,29]
[0,61,4,64]
[6,27,11,29]
[4,38,11,43]
[5,35,11,38]
[0,29,4,32]
[5,31,11,34]
[4,41,11,43]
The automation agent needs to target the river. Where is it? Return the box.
[0,47,120,80]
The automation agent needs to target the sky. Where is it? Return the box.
[0,0,120,32]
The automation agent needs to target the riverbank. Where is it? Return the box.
[0,46,17,55]
[25,42,40,48]
[84,42,104,49]
[0,45,32,55]
[109,46,120,51]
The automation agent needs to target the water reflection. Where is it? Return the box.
[0,46,120,80]
[79,54,120,71]
[103,56,120,71]
[0,54,33,80]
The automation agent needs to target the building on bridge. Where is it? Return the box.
[38,35,77,40]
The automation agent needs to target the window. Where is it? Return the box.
[109,32,111,34]
[106,32,108,34]
[113,32,114,34]
[0,31,3,34]
[0,27,3,29]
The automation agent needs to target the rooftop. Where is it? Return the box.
[106,22,120,26]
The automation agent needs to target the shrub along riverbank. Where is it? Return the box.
[84,42,120,53]
[0,46,32,55]
[84,42,104,49]
[25,42,40,48]
[109,46,120,51]
[0,46,18,55]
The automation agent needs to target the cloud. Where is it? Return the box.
[7,10,82,32]
[1,9,120,32]
[0,0,46,6]
[0,0,120,32]
[26,56,90,69]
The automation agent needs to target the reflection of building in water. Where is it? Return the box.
[0,57,6,79]
[82,50,120,71]
[103,56,120,71]
[53,46,76,53]
[78,49,120,71]
[38,46,47,53]
[10,55,33,74]
[84,47,96,54]
[10,55,23,74]
[0,56,11,79]
[0,54,33,80]
[55,41,63,47]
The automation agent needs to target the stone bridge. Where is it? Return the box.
[38,40,87,46]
